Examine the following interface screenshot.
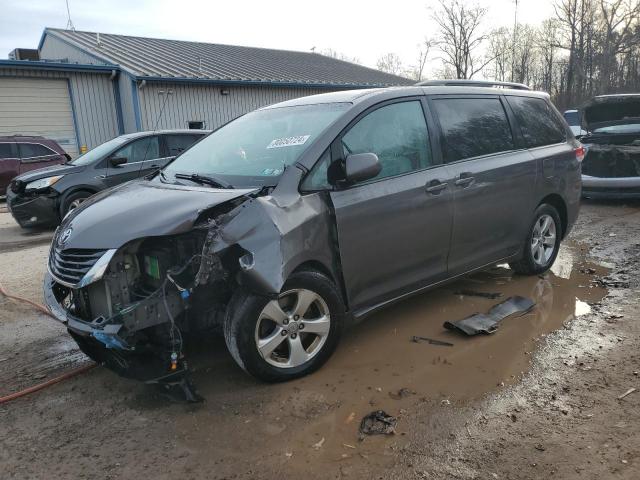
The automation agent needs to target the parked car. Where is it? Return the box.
[1,135,69,196]
[563,109,587,137]
[6,130,209,228]
[43,82,581,387]
[579,94,640,198]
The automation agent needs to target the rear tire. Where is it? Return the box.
[509,204,562,276]
[223,270,345,382]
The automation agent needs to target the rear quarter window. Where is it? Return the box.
[0,143,15,159]
[508,96,567,148]
[432,97,515,162]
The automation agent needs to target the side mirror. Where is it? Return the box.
[110,156,128,167]
[344,153,381,183]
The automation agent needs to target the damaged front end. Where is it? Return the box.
[580,94,640,198]
[43,171,339,397]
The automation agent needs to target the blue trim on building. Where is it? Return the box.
[130,78,142,130]
[112,75,125,134]
[65,78,82,152]
[0,59,118,73]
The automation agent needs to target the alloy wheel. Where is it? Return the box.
[254,289,331,368]
[531,214,556,266]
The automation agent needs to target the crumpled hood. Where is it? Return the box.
[56,179,256,250]
[14,163,84,184]
[583,95,640,131]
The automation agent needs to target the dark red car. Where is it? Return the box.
[0,136,69,195]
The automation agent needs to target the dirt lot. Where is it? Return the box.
[1,200,639,480]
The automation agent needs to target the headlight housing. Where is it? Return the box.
[25,175,64,192]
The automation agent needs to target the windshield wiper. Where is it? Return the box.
[174,172,233,189]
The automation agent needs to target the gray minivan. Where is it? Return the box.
[44,82,582,387]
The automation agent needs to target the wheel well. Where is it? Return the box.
[59,189,97,216]
[292,260,335,283]
[539,194,567,238]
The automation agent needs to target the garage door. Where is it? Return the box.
[0,77,78,157]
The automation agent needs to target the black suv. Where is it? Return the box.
[7,130,208,227]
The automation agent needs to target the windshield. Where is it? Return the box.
[68,136,129,166]
[593,123,640,134]
[164,103,349,187]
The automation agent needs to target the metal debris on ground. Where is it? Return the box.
[454,289,503,299]
[359,410,397,438]
[618,388,636,400]
[411,336,454,347]
[389,388,415,400]
[443,296,536,336]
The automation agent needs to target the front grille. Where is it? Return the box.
[49,248,108,286]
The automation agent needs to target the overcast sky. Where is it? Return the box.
[0,0,557,72]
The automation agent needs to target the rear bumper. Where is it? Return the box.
[6,190,60,227]
[582,175,640,199]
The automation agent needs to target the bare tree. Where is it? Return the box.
[319,48,361,65]
[432,0,491,79]
[405,39,436,81]
[376,52,404,75]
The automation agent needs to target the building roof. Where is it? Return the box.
[43,28,412,88]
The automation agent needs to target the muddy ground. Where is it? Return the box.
[0,200,638,479]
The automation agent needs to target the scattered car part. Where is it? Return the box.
[359,410,397,437]
[410,336,454,347]
[443,296,536,336]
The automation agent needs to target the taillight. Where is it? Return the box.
[574,145,585,162]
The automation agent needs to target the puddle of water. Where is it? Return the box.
[177,242,609,474]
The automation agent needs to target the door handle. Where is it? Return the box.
[425,180,448,195]
[454,173,475,187]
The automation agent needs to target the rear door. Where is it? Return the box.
[327,98,454,311]
[103,135,160,187]
[429,95,536,275]
[0,141,18,192]
[17,142,66,174]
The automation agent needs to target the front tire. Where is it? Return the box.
[60,191,91,218]
[510,204,562,275]
[223,270,345,382]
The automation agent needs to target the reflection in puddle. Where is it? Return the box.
[182,242,609,473]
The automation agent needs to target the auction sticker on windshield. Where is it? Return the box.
[267,135,310,149]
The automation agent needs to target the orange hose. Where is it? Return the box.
[0,363,96,404]
[0,280,55,318]
[0,280,96,404]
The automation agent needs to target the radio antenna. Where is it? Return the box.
[65,0,76,31]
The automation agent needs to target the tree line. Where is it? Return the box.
[372,0,640,110]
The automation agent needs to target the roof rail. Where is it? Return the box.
[416,79,531,91]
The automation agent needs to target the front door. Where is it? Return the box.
[104,135,160,187]
[429,95,536,275]
[328,99,454,311]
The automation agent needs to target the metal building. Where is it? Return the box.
[0,28,411,157]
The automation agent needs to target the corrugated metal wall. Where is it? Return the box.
[137,82,328,131]
[40,33,108,66]
[0,68,119,154]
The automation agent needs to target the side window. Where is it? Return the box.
[18,143,56,159]
[432,97,515,162]
[341,101,432,181]
[301,149,332,191]
[112,136,160,162]
[508,96,567,147]
[0,143,15,159]
[165,134,201,157]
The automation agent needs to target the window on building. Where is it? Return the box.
[188,121,206,130]
[18,143,56,159]
[112,136,160,163]
[432,97,515,162]
[165,134,203,157]
[508,96,567,148]
[340,101,432,182]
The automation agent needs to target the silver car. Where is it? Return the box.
[43,81,582,387]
